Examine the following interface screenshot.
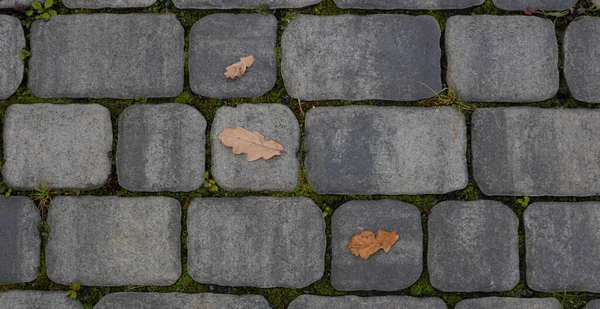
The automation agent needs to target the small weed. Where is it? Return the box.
[516,196,530,208]
[419,82,476,112]
[20,49,31,63]
[280,10,298,27]
[203,172,219,192]
[31,182,52,218]
[254,4,272,15]
[66,282,81,299]
[4,189,11,198]
[322,206,332,217]
[26,0,57,21]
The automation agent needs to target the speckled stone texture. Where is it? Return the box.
[525,202,600,292]
[282,15,441,101]
[46,197,181,286]
[331,200,422,291]
[63,0,155,7]
[289,295,447,309]
[0,291,83,308]
[493,0,577,10]
[305,106,468,195]
[172,0,319,9]
[29,14,183,98]
[472,108,600,196]
[428,200,519,292]
[334,0,483,9]
[456,297,562,309]
[0,16,25,99]
[189,14,277,99]
[187,197,325,288]
[0,0,33,8]
[587,299,600,308]
[0,197,40,285]
[117,104,206,192]
[446,16,558,102]
[2,104,112,190]
[95,293,270,309]
[211,104,299,191]
[564,17,600,103]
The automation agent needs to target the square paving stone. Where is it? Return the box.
[95,292,270,309]
[334,0,483,9]
[493,0,577,10]
[565,17,600,103]
[3,104,112,191]
[282,15,441,101]
[190,14,277,99]
[289,295,447,309]
[428,200,519,292]
[29,14,183,99]
[331,200,422,291]
[456,297,562,309]
[0,291,83,308]
[117,104,206,192]
[472,108,600,196]
[187,197,325,288]
[525,202,600,292]
[0,16,25,99]
[211,104,299,191]
[0,197,40,285]
[305,106,468,195]
[46,196,181,286]
[172,0,319,9]
[446,16,558,102]
[63,0,155,7]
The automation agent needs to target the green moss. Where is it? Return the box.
[472,0,502,15]
[408,275,435,296]
[441,293,464,307]
[310,280,347,296]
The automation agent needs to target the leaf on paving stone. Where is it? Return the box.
[348,229,399,260]
[224,56,256,79]
[218,126,283,161]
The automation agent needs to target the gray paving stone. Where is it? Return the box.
[0,15,25,99]
[117,104,206,192]
[46,196,181,286]
[305,106,468,195]
[189,14,277,99]
[587,300,600,309]
[172,0,319,9]
[95,292,270,309]
[428,201,519,292]
[595,0,600,7]
[331,200,422,291]
[2,104,112,191]
[63,0,155,8]
[0,0,33,8]
[472,108,600,196]
[446,16,558,102]
[456,297,562,309]
[525,202,600,292]
[565,17,600,103]
[211,104,299,191]
[0,197,40,285]
[493,0,577,11]
[282,15,441,101]
[0,291,83,309]
[334,0,483,9]
[289,295,447,309]
[188,197,325,288]
[29,14,183,99]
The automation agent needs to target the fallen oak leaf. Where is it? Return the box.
[348,229,399,260]
[218,126,283,161]
[225,56,256,79]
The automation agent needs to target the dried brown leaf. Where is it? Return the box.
[224,56,256,79]
[218,126,283,161]
[348,229,399,260]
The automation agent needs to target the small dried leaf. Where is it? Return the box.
[348,229,399,260]
[218,126,283,161]
[224,56,256,79]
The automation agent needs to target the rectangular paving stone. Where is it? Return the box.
[172,0,319,9]
[446,16,558,102]
[95,292,270,309]
[0,15,25,99]
[525,202,600,292]
[428,201,519,292]
[0,197,40,285]
[289,295,447,309]
[190,14,277,99]
[587,300,600,309]
[0,0,33,8]
[188,197,325,288]
[472,108,600,196]
[493,0,577,10]
[0,291,83,308]
[565,17,600,103]
[3,104,112,191]
[63,0,155,8]
[332,200,422,291]
[29,14,184,99]
[334,0,483,9]
[456,297,561,309]
[211,104,299,191]
[46,196,181,286]
[305,106,468,195]
[282,15,441,101]
[117,103,206,192]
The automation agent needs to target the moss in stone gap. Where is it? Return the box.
[441,293,464,307]
[408,274,435,296]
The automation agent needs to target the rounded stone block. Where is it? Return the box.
[587,299,600,309]
[0,15,25,99]
[456,297,562,309]
[564,17,600,103]
[334,0,483,9]
[289,295,447,309]
[63,0,156,8]
[492,0,577,11]
[95,292,270,309]
[0,291,83,308]
[172,0,319,9]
